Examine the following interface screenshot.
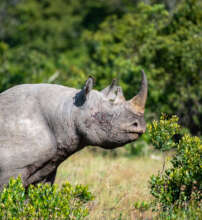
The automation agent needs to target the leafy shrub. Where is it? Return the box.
[148,114,180,152]
[148,115,202,217]
[134,200,151,212]
[0,177,93,220]
[157,201,202,220]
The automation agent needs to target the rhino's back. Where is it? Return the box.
[0,83,75,136]
[0,84,77,171]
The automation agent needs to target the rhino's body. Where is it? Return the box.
[0,72,148,190]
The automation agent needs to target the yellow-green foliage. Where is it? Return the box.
[148,115,201,217]
[148,115,180,151]
[0,177,93,220]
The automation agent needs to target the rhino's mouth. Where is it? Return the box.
[127,132,140,140]
[127,130,142,135]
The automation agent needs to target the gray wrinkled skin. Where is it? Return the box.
[0,75,147,190]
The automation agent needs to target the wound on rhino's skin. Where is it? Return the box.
[84,119,92,129]
[0,70,147,189]
[92,112,113,128]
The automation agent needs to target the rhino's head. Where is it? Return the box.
[74,71,147,149]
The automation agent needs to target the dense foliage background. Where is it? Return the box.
[0,0,201,135]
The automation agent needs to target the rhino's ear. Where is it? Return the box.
[83,76,94,97]
[74,76,94,107]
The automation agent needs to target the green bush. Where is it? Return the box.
[148,115,202,218]
[157,202,202,220]
[0,177,93,220]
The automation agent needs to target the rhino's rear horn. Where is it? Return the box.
[129,70,148,113]
[101,79,117,96]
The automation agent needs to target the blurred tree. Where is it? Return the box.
[0,0,140,90]
[0,0,201,134]
[152,0,181,11]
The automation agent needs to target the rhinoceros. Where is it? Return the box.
[0,71,147,190]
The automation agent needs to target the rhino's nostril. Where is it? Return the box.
[133,122,138,127]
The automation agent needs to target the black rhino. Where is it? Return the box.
[0,71,147,190]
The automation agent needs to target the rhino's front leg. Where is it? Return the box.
[44,169,57,185]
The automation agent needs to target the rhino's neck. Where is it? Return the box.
[38,86,84,160]
[54,100,84,156]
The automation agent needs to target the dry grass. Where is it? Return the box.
[55,147,163,219]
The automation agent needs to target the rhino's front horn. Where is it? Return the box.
[129,70,148,113]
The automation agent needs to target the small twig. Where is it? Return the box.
[48,71,60,83]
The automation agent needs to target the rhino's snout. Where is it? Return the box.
[131,119,146,134]
[136,123,146,134]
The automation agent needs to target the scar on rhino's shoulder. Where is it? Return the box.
[91,112,114,129]
[84,119,92,129]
